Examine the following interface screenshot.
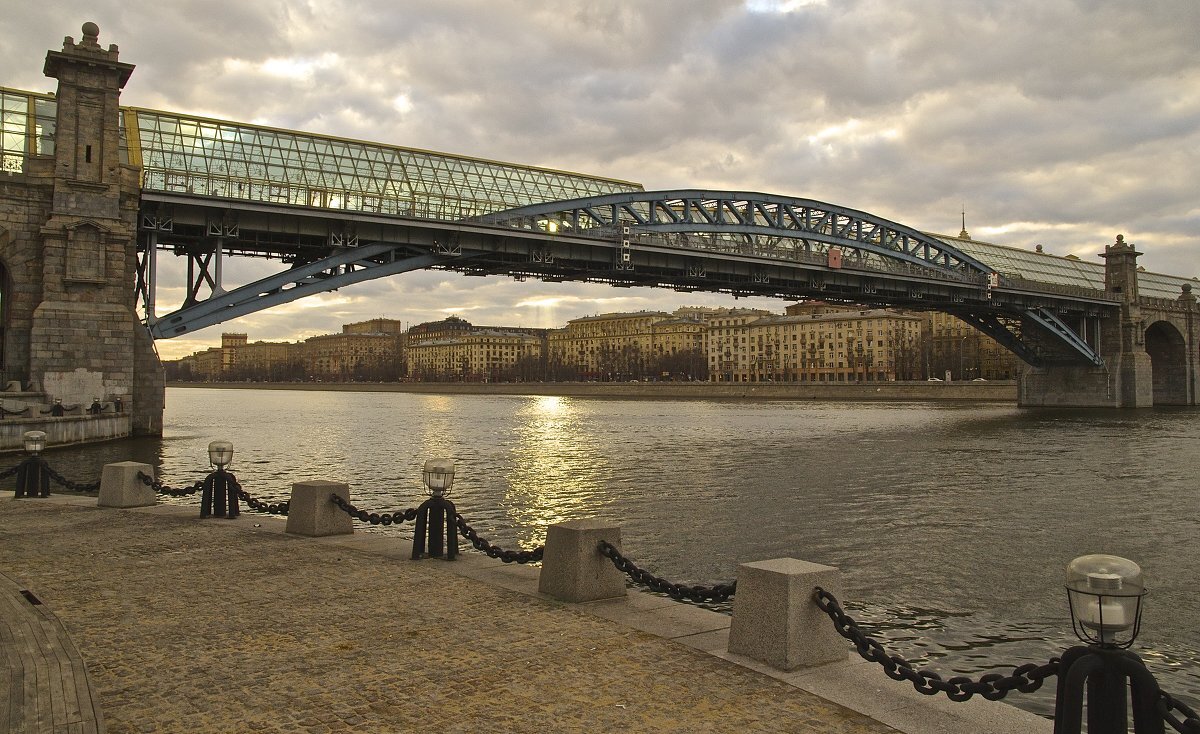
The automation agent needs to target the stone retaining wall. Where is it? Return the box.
[0,415,130,452]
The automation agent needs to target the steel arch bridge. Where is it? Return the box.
[477,190,996,280]
[139,188,1113,367]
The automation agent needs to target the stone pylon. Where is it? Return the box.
[1099,235,1153,407]
[26,22,164,434]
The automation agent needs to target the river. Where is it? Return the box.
[41,387,1200,719]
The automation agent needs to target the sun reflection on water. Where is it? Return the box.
[503,396,610,548]
[416,395,460,463]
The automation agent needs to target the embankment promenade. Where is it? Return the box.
[169,380,1017,402]
[1,496,1050,733]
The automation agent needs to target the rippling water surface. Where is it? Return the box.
[53,387,1200,718]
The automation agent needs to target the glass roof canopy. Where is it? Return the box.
[128,107,643,220]
[0,86,642,219]
[1,85,1194,300]
[934,233,1195,300]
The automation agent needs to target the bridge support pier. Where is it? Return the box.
[1018,354,1153,408]
[0,23,164,439]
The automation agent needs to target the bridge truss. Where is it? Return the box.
[137,189,1116,367]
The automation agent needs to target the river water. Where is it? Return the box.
[45,387,1200,718]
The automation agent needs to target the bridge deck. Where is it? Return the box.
[0,569,104,734]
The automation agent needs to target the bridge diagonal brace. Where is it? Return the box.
[1023,307,1104,366]
[954,311,1043,367]
[151,245,475,338]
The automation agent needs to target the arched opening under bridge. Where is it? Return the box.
[1145,321,1188,405]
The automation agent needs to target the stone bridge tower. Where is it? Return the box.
[1099,234,1154,407]
[1019,235,1197,407]
[0,23,163,436]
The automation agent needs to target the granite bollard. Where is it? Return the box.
[727,558,847,670]
[97,461,158,508]
[285,480,353,537]
[538,519,626,602]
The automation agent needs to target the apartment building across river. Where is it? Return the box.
[166,302,1019,383]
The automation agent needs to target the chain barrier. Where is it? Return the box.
[455,514,543,564]
[0,463,20,481]
[326,494,540,562]
[233,480,290,515]
[597,540,736,603]
[137,470,203,497]
[1160,691,1200,733]
[329,493,419,526]
[41,462,100,492]
[813,587,1058,702]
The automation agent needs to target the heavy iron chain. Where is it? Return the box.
[455,514,544,564]
[813,587,1058,702]
[597,540,736,603]
[233,480,289,516]
[137,470,203,497]
[0,464,20,480]
[1159,691,1200,733]
[42,462,100,492]
[329,493,418,526]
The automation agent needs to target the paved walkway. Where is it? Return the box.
[1,496,1054,733]
[0,497,899,733]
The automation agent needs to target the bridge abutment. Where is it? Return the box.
[1019,236,1197,408]
[1018,355,1153,408]
[0,23,163,438]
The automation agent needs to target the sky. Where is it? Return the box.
[7,1,1199,360]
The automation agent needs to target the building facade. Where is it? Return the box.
[548,311,671,380]
[703,308,776,382]
[925,310,1021,381]
[705,303,924,383]
[305,332,400,381]
[408,330,543,381]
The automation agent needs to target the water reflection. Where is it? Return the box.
[505,397,609,547]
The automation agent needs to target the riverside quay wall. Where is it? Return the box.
[169,380,1017,402]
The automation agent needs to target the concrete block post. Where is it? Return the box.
[285,480,353,537]
[538,519,626,602]
[97,461,158,508]
[727,558,847,670]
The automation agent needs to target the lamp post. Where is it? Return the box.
[200,439,240,519]
[412,458,458,560]
[14,430,49,498]
[1053,554,1161,734]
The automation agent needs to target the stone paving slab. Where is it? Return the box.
[0,498,898,733]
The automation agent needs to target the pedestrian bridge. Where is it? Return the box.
[1,22,1196,411]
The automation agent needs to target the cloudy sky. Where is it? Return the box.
[8,1,1199,360]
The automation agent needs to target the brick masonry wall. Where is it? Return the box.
[0,26,164,435]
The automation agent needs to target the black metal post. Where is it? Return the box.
[199,469,240,519]
[1053,645,1164,734]
[14,456,49,498]
[411,495,457,560]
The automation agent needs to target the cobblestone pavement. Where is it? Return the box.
[0,499,897,733]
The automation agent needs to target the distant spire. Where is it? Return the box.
[958,205,971,240]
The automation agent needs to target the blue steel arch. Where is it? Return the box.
[481,190,995,281]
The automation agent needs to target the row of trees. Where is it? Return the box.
[410,349,711,383]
